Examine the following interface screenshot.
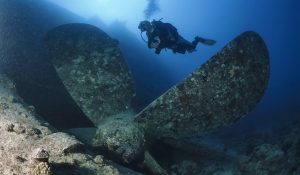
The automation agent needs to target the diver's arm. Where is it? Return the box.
[148,36,161,48]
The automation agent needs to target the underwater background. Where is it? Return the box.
[47,0,300,132]
[0,0,299,174]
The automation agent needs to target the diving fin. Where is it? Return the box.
[196,36,216,45]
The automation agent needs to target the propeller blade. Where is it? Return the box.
[45,23,136,125]
[135,31,270,139]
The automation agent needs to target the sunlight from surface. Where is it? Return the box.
[47,0,147,32]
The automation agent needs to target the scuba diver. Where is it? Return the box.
[138,19,216,54]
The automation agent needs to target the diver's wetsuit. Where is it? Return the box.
[146,20,199,54]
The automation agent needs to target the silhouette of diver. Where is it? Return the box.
[138,19,216,54]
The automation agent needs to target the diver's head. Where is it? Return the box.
[138,20,152,32]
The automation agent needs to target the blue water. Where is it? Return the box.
[46,0,300,132]
[103,0,300,132]
[1,0,299,173]
[2,0,298,135]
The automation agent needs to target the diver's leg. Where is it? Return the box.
[176,36,196,53]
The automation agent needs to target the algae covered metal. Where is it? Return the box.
[45,23,135,125]
[135,31,270,139]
